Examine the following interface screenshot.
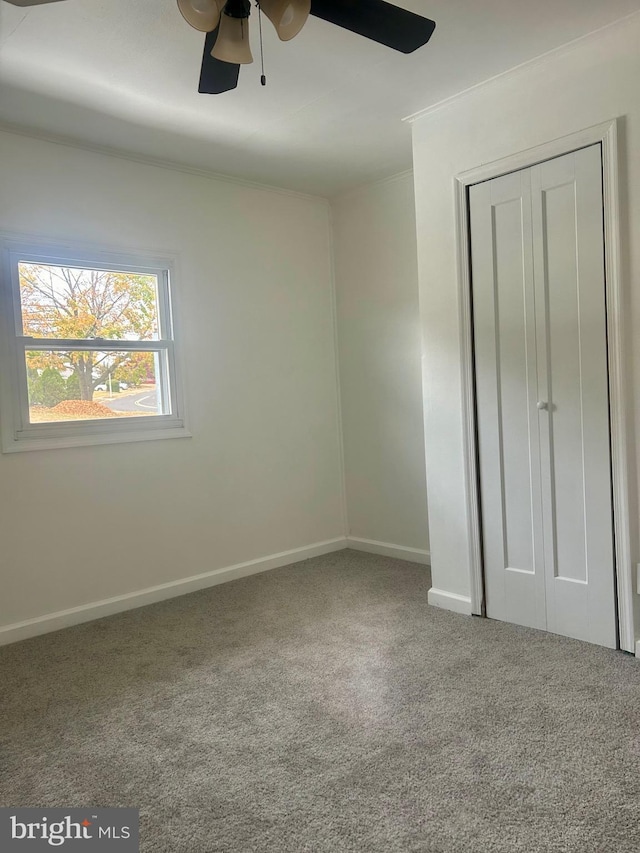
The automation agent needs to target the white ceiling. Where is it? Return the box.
[1,0,640,196]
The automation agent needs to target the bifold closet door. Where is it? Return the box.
[471,168,547,633]
[470,145,617,648]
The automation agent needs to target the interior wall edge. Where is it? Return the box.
[330,172,429,553]
[329,169,414,204]
[326,202,350,538]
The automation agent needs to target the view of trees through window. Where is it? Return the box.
[19,262,166,423]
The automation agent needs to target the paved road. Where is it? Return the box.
[101,389,158,413]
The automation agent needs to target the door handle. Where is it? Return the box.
[537,401,548,411]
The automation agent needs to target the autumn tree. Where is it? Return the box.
[20,263,157,402]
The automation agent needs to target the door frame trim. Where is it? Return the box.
[454,119,634,651]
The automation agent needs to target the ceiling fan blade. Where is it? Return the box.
[4,0,66,5]
[310,0,435,53]
[198,27,240,94]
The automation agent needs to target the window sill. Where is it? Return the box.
[2,421,191,453]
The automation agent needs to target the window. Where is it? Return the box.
[0,238,189,451]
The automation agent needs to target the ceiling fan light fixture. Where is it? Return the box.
[177,0,221,32]
[259,0,310,41]
[212,12,253,64]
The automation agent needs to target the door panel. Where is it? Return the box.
[470,170,546,631]
[470,144,616,648]
[531,146,616,648]
[539,178,587,584]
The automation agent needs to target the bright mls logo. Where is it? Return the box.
[0,809,139,851]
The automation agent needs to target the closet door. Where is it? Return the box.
[470,169,547,632]
[470,145,617,648]
[531,146,616,648]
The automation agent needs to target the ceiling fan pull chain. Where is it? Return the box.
[257,2,267,85]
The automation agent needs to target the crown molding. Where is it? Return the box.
[403,7,640,124]
[0,121,329,206]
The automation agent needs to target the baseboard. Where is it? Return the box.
[346,537,430,565]
[0,537,348,646]
[635,640,640,659]
[427,587,473,615]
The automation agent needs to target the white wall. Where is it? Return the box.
[331,174,429,554]
[411,14,640,630]
[0,130,345,633]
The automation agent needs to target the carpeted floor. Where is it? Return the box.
[1,550,640,852]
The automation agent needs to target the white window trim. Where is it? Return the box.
[0,235,190,452]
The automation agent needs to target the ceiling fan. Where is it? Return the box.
[5,0,436,95]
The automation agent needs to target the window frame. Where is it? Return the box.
[0,236,190,452]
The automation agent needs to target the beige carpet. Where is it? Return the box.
[1,549,640,852]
